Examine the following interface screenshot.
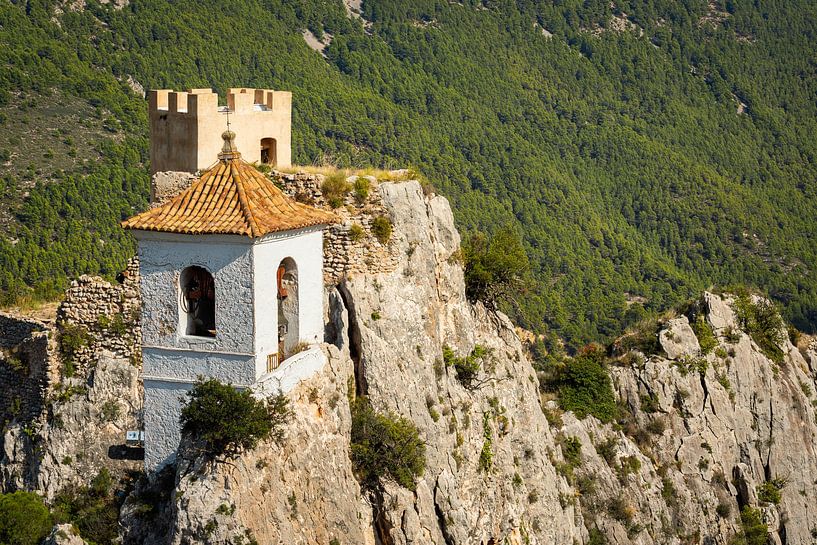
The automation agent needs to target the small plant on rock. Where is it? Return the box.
[321,172,350,208]
[757,478,786,505]
[371,215,393,244]
[443,344,489,388]
[348,223,365,242]
[733,291,786,364]
[734,506,769,545]
[353,177,370,204]
[557,344,617,423]
[691,315,717,355]
[58,322,92,375]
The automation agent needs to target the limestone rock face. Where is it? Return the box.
[159,345,374,545]
[658,316,701,359]
[160,181,584,544]
[4,177,817,545]
[44,524,89,545]
[1,353,143,500]
[156,184,817,545]
[340,181,581,544]
[565,292,817,545]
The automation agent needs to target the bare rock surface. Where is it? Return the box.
[569,292,817,544]
[44,524,89,545]
[659,316,701,359]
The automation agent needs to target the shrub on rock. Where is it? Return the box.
[0,491,52,545]
[180,378,292,458]
[350,397,426,492]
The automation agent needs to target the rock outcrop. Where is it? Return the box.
[2,175,816,545]
[153,180,584,544]
[561,292,817,545]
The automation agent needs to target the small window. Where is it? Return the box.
[260,137,277,166]
[180,266,215,337]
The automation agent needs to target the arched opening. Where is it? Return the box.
[260,137,277,166]
[277,257,299,358]
[179,266,215,337]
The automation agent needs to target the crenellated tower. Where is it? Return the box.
[148,88,292,174]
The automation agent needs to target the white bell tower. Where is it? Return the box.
[123,130,337,470]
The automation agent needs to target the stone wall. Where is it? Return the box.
[274,171,400,283]
[56,257,141,375]
[0,314,51,426]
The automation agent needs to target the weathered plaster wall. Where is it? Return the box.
[138,232,257,470]
[252,228,324,378]
[136,232,255,354]
[142,348,255,386]
[143,379,193,470]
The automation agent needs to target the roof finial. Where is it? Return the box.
[217,107,240,162]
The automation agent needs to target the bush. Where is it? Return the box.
[733,506,769,545]
[371,215,393,244]
[733,292,785,364]
[557,345,617,423]
[349,223,365,242]
[59,322,92,370]
[757,479,785,505]
[321,172,350,208]
[180,378,292,457]
[691,315,717,355]
[443,344,488,388]
[350,397,426,492]
[0,491,52,545]
[53,469,119,545]
[353,177,370,204]
[463,227,529,309]
[559,435,582,468]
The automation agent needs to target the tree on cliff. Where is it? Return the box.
[463,227,530,309]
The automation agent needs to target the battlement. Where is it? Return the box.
[148,88,292,117]
[148,87,292,173]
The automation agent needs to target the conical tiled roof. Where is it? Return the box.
[122,132,338,238]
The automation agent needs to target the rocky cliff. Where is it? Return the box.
[2,177,816,545]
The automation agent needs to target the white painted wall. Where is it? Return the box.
[142,347,256,386]
[136,232,255,354]
[253,347,327,398]
[251,227,325,379]
[135,226,327,471]
[143,379,193,470]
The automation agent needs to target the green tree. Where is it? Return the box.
[0,491,52,545]
[350,397,426,492]
[558,344,618,422]
[463,227,529,309]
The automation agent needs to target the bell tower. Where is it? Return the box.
[123,130,337,470]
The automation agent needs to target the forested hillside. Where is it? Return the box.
[1,0,816,347]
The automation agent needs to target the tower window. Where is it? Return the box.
[180,266,216,337]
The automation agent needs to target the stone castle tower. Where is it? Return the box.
[149,88,292,174]
[124,116,336,470]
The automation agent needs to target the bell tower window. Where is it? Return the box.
[180,266,216,337]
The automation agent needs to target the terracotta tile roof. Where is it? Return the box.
[122,135,338,238]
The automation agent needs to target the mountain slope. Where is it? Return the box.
[1,0,816,346]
